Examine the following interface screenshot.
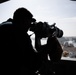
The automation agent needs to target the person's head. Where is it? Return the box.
[13,7,36,31]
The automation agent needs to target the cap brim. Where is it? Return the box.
[31,18,36,22]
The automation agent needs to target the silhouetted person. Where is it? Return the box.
[0,7,42,75]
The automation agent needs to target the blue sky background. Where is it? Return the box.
[0,0,76,37]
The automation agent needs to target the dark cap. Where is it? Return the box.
[13,7,33,20]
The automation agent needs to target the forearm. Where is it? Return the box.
[35,35,47,53]
[35,35,41,51]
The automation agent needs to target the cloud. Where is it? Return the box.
[54,17,76,36]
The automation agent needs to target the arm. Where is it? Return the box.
[35,35,42,52]
[47,37,63,62]
[35,35,46,53]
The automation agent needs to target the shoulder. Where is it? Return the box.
[0,20,13,31]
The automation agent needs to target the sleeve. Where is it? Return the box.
[47,37,63,62]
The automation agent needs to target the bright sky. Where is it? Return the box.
[0,0,76,37]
